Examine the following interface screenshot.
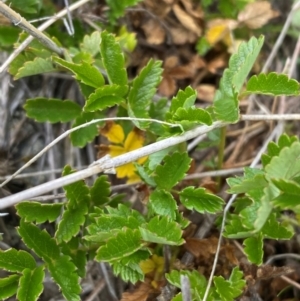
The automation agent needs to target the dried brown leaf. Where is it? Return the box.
[196,84,216,102]
[180,0,204,19]
[142,19,166,45]
[121,281,154,301]
[184,237,218,258]
[169,25,198,44]
[172,4,202,36]
[158,74,177,97]
[238,1,279,29]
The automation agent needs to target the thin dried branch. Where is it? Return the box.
[0,0,91,73]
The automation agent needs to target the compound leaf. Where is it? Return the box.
[149,189,177,220]
[16,202,63,223]
[246,72,300,96]
[15,57,55,79]
[17,266,44,301]
[139,216,184,245]
[100,31,128,86]
[53,56,104,88]
[24,98,81,123]
[84,84,127,111]
[128,59,163,129]
[96,229,143,262]
[18,221,59,263]
[0,249,36,273]
[48,255,81,301]
[0,274,19,300]
[179,186,224,214]
[154,152,191,190]
[243,233,263,265]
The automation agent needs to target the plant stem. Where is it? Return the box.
[216,126,226,190]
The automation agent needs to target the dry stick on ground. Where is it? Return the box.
[1,115,300,210]
[0,2,63,56]
[0,0,92,74]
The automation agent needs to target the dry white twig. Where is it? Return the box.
[0,120,225,209]
[0,0,91,73]
[0,2,63,55]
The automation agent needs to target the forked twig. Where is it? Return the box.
[0,0,91,73]
[0,2,63,55]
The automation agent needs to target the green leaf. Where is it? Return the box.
[154,152,191,190]
[80,31,101,56]
[179,186,224,213]
[265,142,300,180]
[272,179,300,208]
[0,274,19,299]
[172,107,212,127]
[100,31,128,86]
[70,111,104,148]
[128,59,163,128]
[18,221,59,263]
[224,215,252,239]
[24,98,81,123]
[48,255,81,301]
[56,206,88,244]
[86,212,143,243]
[261,134,298,167]
[112,262,144,283]
[229,35,265,92]
[213,83,239,122]
[261,213,293,239]
[214,267,245,301]
[15,57,55,79]
[84,84,127,111]
[16,202,63,223]
[62,165,91,209]
[56,166,90,243]
[149,189,177,220]
[245,73,300,96]
[96,229,144,262]
[0,249,36,272]
[11,0,40,13]
[60,238,87,278]
[0,26,19,48]
[166,87,197,118]
[17,266,44,301]
[243,233,263,265]
[213,36,264,122]
[139,216,184,245]
[90,175,111,206]
[53,56,104,88]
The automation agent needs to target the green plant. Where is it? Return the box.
[1,4,300,301]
